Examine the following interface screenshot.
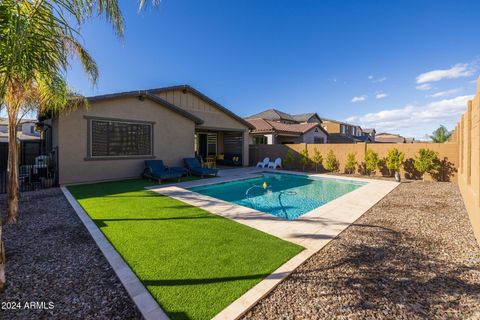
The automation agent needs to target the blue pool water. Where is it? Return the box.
[189,172,366,220]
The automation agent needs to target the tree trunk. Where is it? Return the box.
[0,223,5,291]
[7,119,19,224]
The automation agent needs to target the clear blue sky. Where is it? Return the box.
[66,0,480,139]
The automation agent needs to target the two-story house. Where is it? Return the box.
[246,109,328,144]
[320,118,374,143]
[0,118,44,167]
[0,118,41,143]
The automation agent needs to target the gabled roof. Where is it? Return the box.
[79,85,254,129]
[362,128,376,134]
[245,109,297,122]
[375,133,406,143]
[327,133,365,143]
[247,118,328,135]
[86,90,204,125]
[0,118,37,126]
[321,117,359,127]
[150,85,254,129]
[291,113,322,123]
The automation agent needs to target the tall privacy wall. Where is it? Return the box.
[249,142,459,181]
[456,83,480,245]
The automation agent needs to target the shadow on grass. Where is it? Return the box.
[142,273,271,287]
[93,215,217,227]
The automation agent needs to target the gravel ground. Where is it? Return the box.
[244,181,480,320]
[0,188,141,320]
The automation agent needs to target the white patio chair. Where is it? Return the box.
[268,158,282,169]
[256,157,270,168]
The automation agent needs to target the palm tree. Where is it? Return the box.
[0,0,156,291]
[429,125,452,143]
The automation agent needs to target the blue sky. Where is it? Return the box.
[66,0,480,139]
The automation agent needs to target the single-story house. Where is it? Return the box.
[375,132,415,143]
[45,85,253,185]
[246,109,328,144]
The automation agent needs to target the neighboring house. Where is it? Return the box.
[245,109,327,144]
[0,118,44,167]
[362,128,376,142]
[44,85,253,185]
[375,132,414,143]
[0,118,41,143]
[320,118,374,143]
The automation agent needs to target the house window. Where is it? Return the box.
[314,137,325,144]
[341,125,347,134]
[89,119,153,158]
[253,136,268,145]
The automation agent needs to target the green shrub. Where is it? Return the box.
[364,149,380,175]
[345,152,357,174]
[385,148,405,176]
[414,148,440,181]
[283,150,295,169]
[324,150,339,172]
[311,148,323,172]
[300,148,311,171]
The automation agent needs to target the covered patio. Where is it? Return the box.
[194,129,249,167]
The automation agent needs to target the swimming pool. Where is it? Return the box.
[189,172,367,220]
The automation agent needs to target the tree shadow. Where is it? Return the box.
[431,157,457,182]
[377,158,391,177]
[357,162,367,175]
[403,158,422,180]
[281,223,480,318]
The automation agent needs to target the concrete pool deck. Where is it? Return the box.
[148,168,399,319]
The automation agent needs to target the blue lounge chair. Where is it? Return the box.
[144,160,183,183]
[184,158,218,178]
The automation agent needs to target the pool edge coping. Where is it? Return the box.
[61,186,170,320]
[149,168,400,320]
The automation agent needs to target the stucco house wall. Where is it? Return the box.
[154,88,250,165]
[54,96,195,185]
[302,127,328,143]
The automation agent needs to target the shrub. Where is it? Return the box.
[300,148,311,171]
[364,149,380,175]
[414,148,440,181]
[385,148,405,176]
[345,152,357,174]
[311,148,323,172]
[283,150,295,169]
[324,150,339,172]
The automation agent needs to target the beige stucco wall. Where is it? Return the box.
[302,127,328,143]
[55,96,195,185]
[249,142,459,181]
[322,121,340,134]
[154,89,247,131]
[155,88,250,165]
[457,82,480,246]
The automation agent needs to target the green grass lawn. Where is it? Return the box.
[68,179,303,320]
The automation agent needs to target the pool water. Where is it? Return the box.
[189,172,366,220]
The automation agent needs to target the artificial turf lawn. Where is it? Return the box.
[68,179,303,320]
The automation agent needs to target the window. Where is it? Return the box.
[314,137,325,144]
[253,136,267,145]
[89,119,153,158]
